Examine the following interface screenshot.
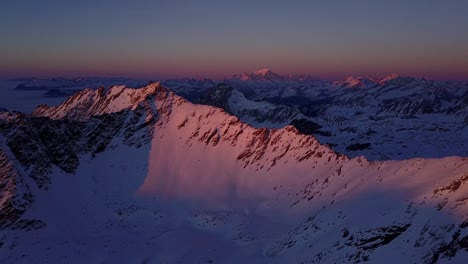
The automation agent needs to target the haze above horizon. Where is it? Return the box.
[1,0,468,80]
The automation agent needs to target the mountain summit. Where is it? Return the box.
[253,68,276,76]
[379,73,400,83]
[333,76,376,88]
[233,68,283,81]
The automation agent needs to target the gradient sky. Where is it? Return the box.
[1,0,468,80]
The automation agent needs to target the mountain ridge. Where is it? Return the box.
[0,83,468,263]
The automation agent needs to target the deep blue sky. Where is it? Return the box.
[1,0,468,79]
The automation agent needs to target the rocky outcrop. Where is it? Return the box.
[0,85,159,229]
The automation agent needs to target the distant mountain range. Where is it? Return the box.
[168,70,468,160]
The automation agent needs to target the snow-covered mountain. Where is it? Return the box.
[304,76,468,160]
[332,76,376,89]
[222,69,330,102]
[4,73,468,156]
[6,71,465,161]
[232,68,284,81]
[1,83,467,263]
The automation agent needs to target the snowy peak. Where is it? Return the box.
[30,82,335,171]
[333,76,376,89]
[254,68,275,76]
[379,73,400,83]
[377,74,428,86]
[234,68,283,81]
[31,82,166,120]
[333,74,428,89]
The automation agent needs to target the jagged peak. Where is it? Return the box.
[378,74,428,86]
[333,76,376,88]
[31,80,342,158]
[231,68,283,81]
[29,81,347,169]
[344,76,362,81]
[32,82,168,120]
[380,73,400,83]
[254,68,275,76]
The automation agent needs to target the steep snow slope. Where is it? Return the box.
[0,83,467,263]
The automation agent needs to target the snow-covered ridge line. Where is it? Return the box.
[31,82,164,120]
[29,82,467,163]
[30,81,347,164]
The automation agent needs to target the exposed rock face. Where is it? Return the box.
[0,84,160,229]
[197,83,234,112]
[196,84,300,128]
[0,148,38,230]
